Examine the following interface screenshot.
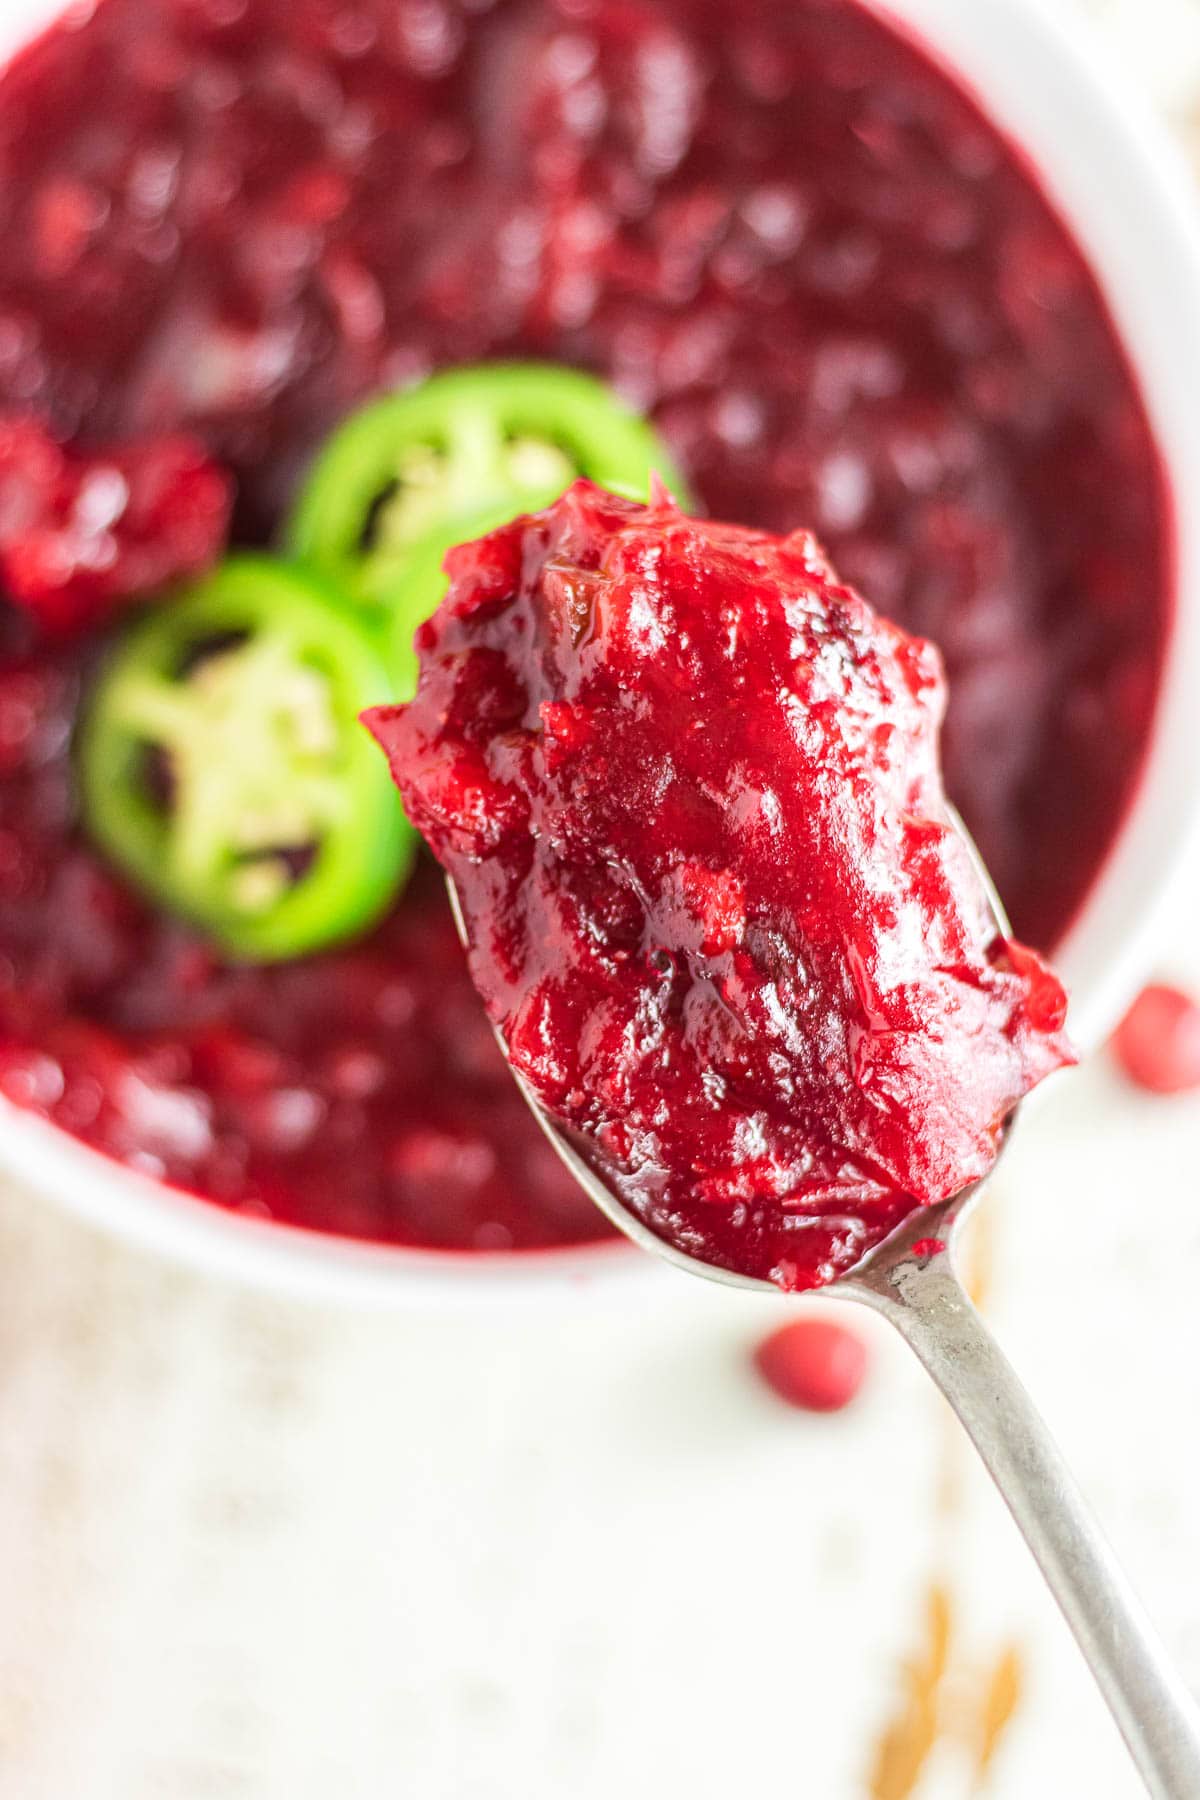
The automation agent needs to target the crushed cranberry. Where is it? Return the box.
[753,1317,870,1414]
[1111,984,1200,1095]
[0,0,1169,1253]
[0,417,232,636]
[369,485,1074,1288]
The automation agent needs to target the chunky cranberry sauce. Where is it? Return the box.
[0,417,232,636]
[0,0,1169,1252]
[370,486,1073,1288]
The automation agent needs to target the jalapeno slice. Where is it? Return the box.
[287,362,689,609]
[79,557,414,962]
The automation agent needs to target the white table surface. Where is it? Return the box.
[3,1,1200,1796]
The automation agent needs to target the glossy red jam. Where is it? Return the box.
[370,485,1073,1287]
[0,0,1169,1253]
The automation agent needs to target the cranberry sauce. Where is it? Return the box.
[370,486,1073,1289]
[0,418,232,636]
[0,0,1169,1251]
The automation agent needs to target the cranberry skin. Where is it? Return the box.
[753,1318,870,1415]
[1112,984,1200,1095]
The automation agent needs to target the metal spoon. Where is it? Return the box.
[447,837,1200,1797]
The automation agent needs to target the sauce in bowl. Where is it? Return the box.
[0,0,1169,1252]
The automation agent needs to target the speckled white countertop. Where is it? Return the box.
[3,2,1200,1797]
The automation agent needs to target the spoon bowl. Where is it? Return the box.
[446,801,1010,1300]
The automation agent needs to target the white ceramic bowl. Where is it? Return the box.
[1,0,1198,1306]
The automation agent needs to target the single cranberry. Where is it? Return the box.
[1111,984,1200,1095]
[753,1317,870,1414]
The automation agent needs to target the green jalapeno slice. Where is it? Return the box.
[79,557,414,961]
[287,362,689,609]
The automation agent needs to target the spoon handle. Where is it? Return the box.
[846,1246,1200,1798]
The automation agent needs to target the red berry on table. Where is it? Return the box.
[753,1317,870,1414]
[1111,983,1200,1095]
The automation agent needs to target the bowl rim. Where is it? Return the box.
[3,0,1200,1305]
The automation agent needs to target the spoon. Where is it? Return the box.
[447,835,1200,1798]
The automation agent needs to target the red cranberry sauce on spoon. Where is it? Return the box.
[368,485,1074,1289]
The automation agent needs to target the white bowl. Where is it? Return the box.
[1,0,1199,1306]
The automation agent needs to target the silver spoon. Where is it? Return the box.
[447,834,1200,1797]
